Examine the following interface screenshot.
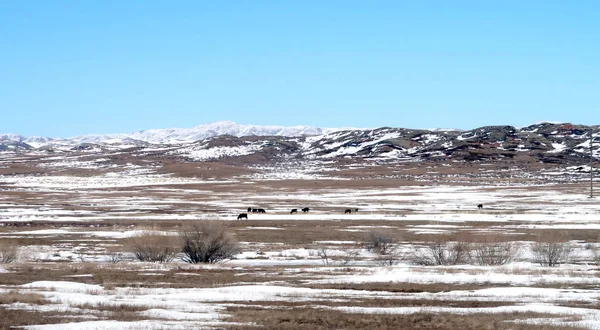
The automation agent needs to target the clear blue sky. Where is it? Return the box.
[1,1,598,137]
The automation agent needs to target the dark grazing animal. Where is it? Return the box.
[290,208,298,214]
[256,208,266,213]
[477,204,483,210]
[344,209,352,214]
[301,207,310,213]
[237,213,248,220]
[247,207,252,212]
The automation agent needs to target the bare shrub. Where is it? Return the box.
[123,231,178,263]
[530,231,573,267]
[339,250,360,266]
[375,253,401,266]
[593,247,600,265]
[317,248,332,265]
[364,230,396,255]
[107,251,124,264]
[181,221,239,264]
[413,236,470,266]
[471,236,521,266]
[105,245,126,264]
[0,240,20,263]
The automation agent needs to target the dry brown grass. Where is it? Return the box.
[306,282,492,293]
[73,302,149,321]
[0,307,84,330]
[232,298,509,309]
[0,290,48,305]
[0,263,280,288]
[225,307,582,330]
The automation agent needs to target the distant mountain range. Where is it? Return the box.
[0,121,331,147]
[1,121,598,165]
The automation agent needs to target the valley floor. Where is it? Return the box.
[0,154,599,329]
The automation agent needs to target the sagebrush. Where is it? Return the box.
[181,221,239,263]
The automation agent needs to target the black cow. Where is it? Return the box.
[290,208,298,214]
[477,204,483,210]
[256,208,266,213]
[247,207,252,212]
[301,207,310,213]
[251,208,259,213]
[344,209,352,214]
[237,213,248,220]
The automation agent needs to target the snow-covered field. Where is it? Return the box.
[1,157,599,329]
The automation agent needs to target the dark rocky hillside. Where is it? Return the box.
[2,123,598,167]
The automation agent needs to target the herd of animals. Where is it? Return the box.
[237,204,485,220]
[237,207,316,220]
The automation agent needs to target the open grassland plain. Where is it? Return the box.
[0,152,599,329]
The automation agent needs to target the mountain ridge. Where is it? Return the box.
[0,121,331,146]
[1,122,598,166]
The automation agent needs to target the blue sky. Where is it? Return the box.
[1,1,598,137]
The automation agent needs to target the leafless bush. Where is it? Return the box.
[0,240,20,263]
[317,248,332,265]
[339,250,360,266]
[375,253,401,266]
[107,251,124,264]
[181,221,239,264]
[104,245,126,264]
[592,246,600,265]
[315,248,360,266]
[412,236,471,266]
[365,230,396,255]
[123,231,178,263]
[470,236,521,266]
[530,231,573,267]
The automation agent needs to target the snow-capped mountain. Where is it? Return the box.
[1,122,598,166]
[0,121,329,147]
[127,121,328,144]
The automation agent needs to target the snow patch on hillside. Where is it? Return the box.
[174,144,263,161]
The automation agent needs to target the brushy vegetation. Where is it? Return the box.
[181,221,239,263]
[412,236,471,266]
[530,231,573,267]
[364,230,397,255]
[470,236,521,266]
[0,240,21,263]
[123,231,178,263]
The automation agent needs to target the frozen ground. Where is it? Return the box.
[1,155,599,329]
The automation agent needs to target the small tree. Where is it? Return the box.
[181,222,239,264]
[124,231,178,263]
[530,231,573,267]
